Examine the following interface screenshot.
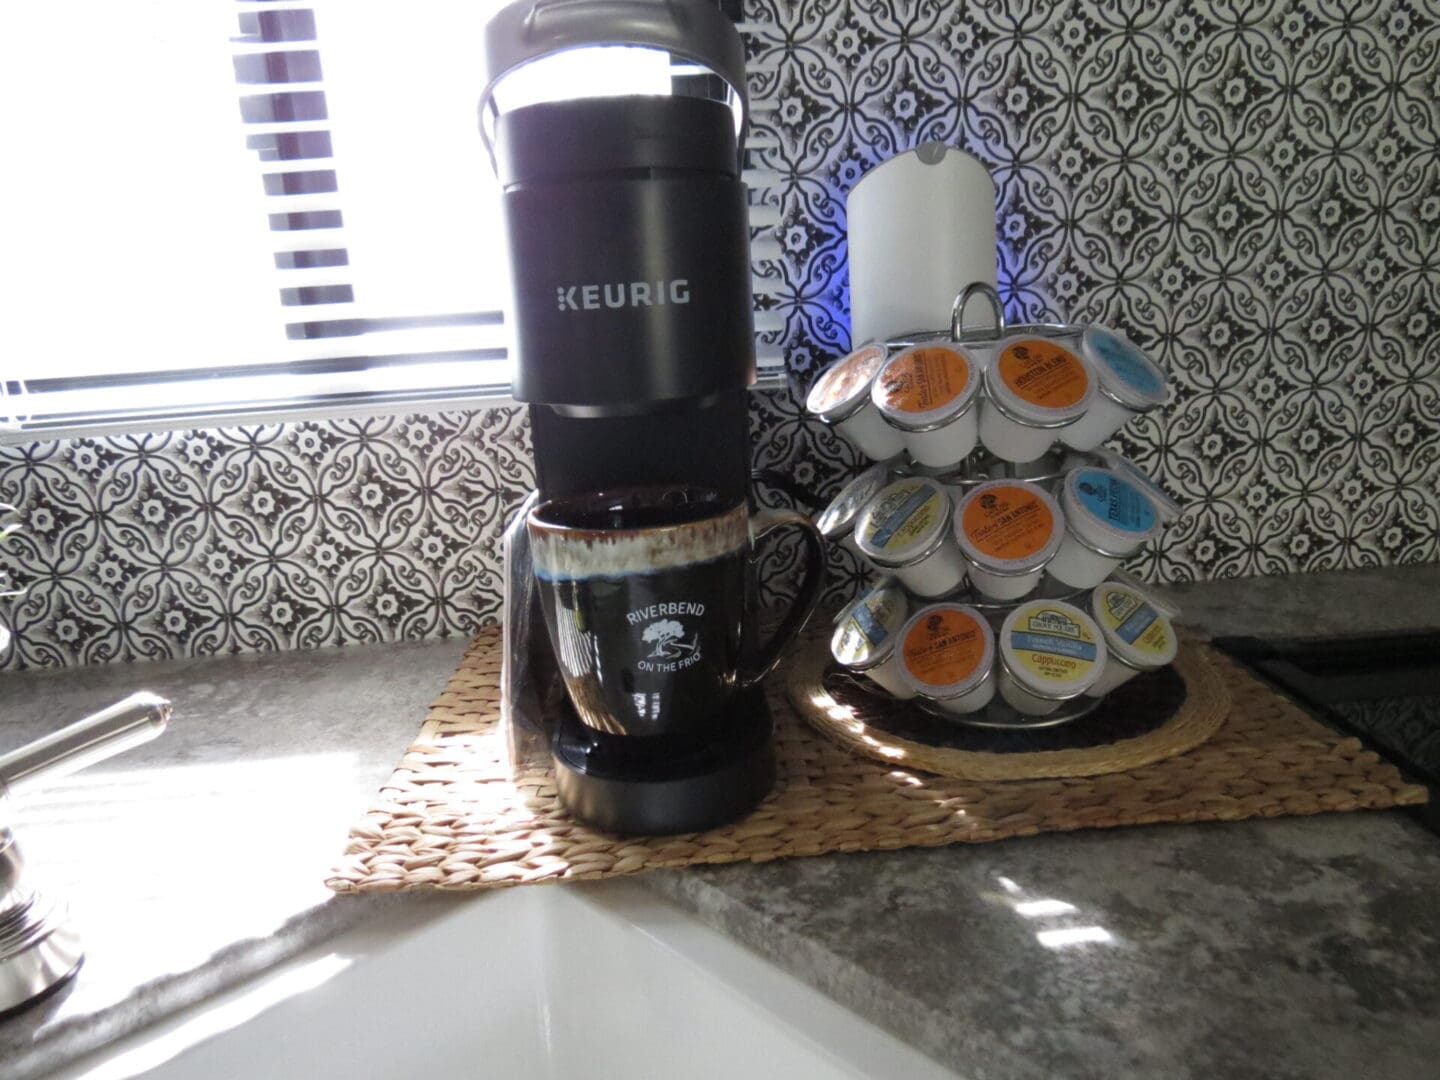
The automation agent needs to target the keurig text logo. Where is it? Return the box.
[554,279,691,312]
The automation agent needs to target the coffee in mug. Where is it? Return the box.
[527,485,824,738]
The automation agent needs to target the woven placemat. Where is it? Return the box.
[788,636,1230,780]
[326,627,1428,893]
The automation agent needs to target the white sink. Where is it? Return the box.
[53,879,957,1079]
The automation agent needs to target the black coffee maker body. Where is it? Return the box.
[482,0,773,834]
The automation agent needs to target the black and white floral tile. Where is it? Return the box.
[0,410,536,669]
[2,0,1439,670]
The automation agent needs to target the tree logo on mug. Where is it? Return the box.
[642,619,688,657]
[628,602,707,673]
[641,618,698,663]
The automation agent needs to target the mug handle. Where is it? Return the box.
[739,509,827,689]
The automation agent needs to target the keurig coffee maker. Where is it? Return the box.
[481,1,783,834]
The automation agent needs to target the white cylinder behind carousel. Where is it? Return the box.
[847,143,999,345]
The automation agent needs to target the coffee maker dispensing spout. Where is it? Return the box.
[484,1,778,835]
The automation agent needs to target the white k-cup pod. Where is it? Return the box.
[1086,580,1179,697]
[831,579,912,699]
[816,463,892,556]
[871,343,982,469]
[998,599,1107,715]
[953,480,1064,601]
[806,343,904,462]
[1060,326,1169,451]
[854,477,968,597]
[896,602,996,715]
[979,336,1095,463]
[1048,467,1164,588]
[1107,567,1183,619]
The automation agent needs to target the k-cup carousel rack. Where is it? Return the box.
[809,283,1184,741]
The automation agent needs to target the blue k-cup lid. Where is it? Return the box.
[1080,326,1168,412]
[1062,466,1163,555]
[1088,448,1183,524]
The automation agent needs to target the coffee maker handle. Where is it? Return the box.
[740,509,826,689]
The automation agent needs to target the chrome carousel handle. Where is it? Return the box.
[951,281,1006,341]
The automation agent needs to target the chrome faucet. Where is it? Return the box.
[1,693,171,1015]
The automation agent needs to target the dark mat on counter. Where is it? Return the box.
[326,627,1427,893]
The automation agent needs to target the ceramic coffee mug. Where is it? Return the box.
[527,485,825,738]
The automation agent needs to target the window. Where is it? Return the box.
[1,1,781,441]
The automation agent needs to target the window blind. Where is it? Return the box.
[0,1,785,441]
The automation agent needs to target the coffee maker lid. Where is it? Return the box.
[478,0,748,166]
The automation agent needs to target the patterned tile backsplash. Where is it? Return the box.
[3,0,1438,670]
[0,410,535,670]
[741,0,1440,580]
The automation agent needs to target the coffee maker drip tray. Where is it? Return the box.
[551,688,776,836]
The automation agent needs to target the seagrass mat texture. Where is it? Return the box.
[326,626,1428,894]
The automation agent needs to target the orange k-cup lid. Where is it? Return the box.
[955,479,1064,575]
[983,335,1094,426]
[806,343,889,423]
[897,603,995,699]
[871,344,980,431]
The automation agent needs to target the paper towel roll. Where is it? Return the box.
[847,142,998,346]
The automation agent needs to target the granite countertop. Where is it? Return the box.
[3,565,1440,1078]
[649,803,1440,1079]
[646,564,1440,1079]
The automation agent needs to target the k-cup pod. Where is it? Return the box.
[979,336,1095,463]
[953,480,1064,601]
[1107,567,1182,619]
[1048,467,1163,588]
[1088,447,1184,524]
[816,463,892,557]
[830,579,912,698]
[897,602,996,715]
[871,343,982,469]
[1060,326,1169,451]
[1086,580,1178,697]
[806,343,904,462]
[854,477,968,597]
[997,599,1107,716]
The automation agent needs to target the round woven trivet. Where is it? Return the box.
[787,636,1229,780]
